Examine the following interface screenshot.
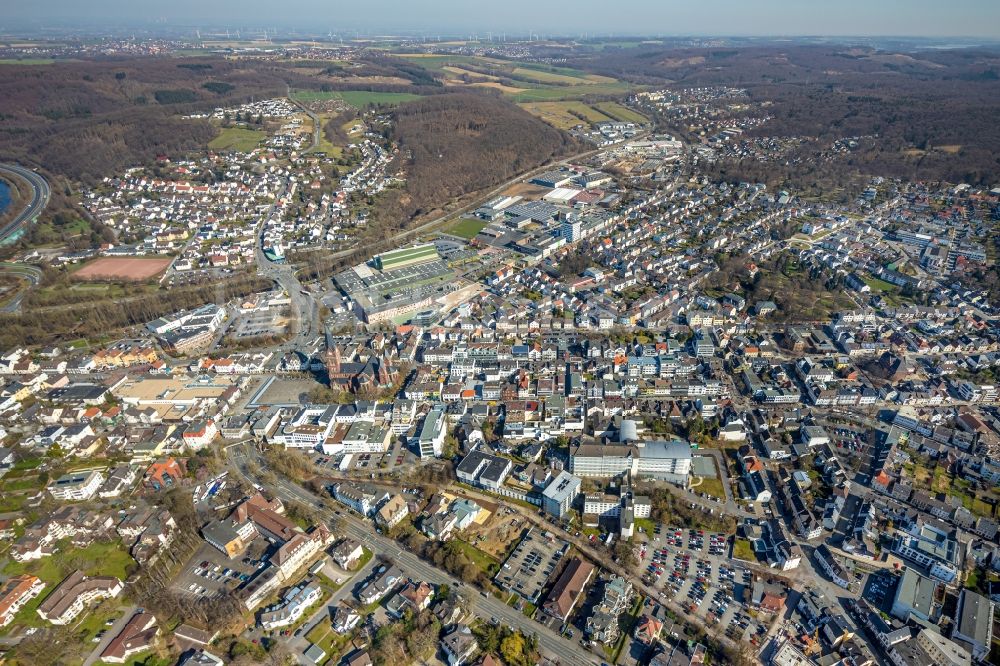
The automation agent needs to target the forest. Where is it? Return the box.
[0,58,317,183]
[392,94,579,217]
[570,44,1000,185]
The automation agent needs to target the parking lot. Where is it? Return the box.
[172,542,273,601]
[638,525,769,646]
[233,309,288,339]
[311,439,418,475]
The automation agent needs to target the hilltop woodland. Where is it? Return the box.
[384,93,579,220]
[298,93,581,279]
[568,44,1000,187]
[0,55,452,186]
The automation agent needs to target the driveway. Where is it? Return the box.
[81,605,137,666]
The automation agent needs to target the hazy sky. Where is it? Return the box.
[6,0,1000,38]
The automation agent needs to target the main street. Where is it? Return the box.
[226,442,602,665]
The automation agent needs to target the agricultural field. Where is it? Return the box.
[511,67,594,85]
[0,58,56,65]
[208,127,266,152]
[291,89,422,107]
[393,53,632,102]
[518,101,614,130]
[508,81,632,102]
[591,101,648,124]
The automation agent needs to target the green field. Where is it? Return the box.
[733,538,755,561]
[861,276,897,293]
[2,540,135,631]
[208,127,266,152]
[394,54,632,102]
[516,99,648,130]
[4,540,135,586]
[292,89,422,107]
[509,82,632,102]
[305,620,353,661]
[592,101,647,124]
[453,539,501,575]
[446,218,487,240]
[0,58,56,65]
[696,476,727,500]
[511,67,593,85]
[395,54,481,71]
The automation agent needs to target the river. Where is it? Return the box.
[0,180,10,216]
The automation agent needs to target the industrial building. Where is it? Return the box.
[373,244,439,271]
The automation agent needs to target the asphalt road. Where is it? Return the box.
[0,164,49,243]
[227,443,601,665]
[81,605,137,666]
[0,262,42,313]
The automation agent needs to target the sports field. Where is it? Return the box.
[446,218,487,240]
[74,257,173,281]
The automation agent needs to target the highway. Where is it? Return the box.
[227,442,602,665]
[0,164,49,243]
[0,262,42,313]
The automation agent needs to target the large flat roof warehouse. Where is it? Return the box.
[374,244,440,271]
[113,375,242,419]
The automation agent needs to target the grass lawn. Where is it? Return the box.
[4,539,135,587]
[454,539,501,575]
[862,275,899,293]
[393,54,483,71]
[446,218,487,240]
[696,477,727,500]
[2,539,135,633]
[931,466,951,494]
[634,517,656,536]
[117,648,173,666]
[0,491,29,512]
[208,127,266,152]
[733,538,755,562]
[306,620,352,660]
[352,546,374,573]
[0,474,45,492]
[506,592,537,618]
[911,463,932,488]
[70,599,125,645]
[314,136,344,158]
